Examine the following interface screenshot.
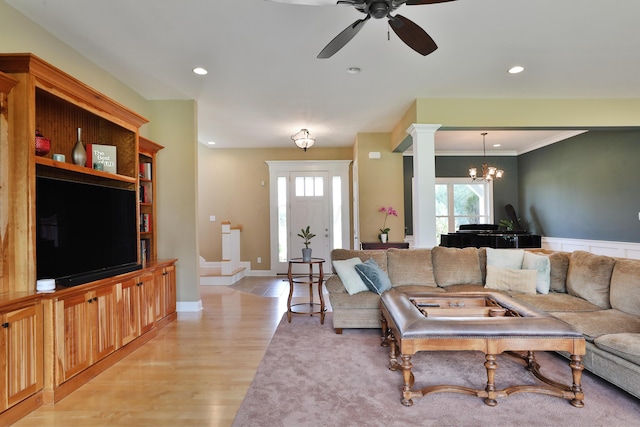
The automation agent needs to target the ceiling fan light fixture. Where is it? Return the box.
[291,129,315,151]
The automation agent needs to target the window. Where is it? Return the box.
[435,178,493,244]
[277,177,288,262]
[332,176,342,249]
[295,176,323,197]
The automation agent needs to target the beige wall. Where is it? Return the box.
[148,100,199,303]
[198,145,353,269]
[414,98,640,127]
[354,133,405,243]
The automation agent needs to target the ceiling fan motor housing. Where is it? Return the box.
[368,1,390,19]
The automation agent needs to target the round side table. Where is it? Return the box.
[287,258,326,324]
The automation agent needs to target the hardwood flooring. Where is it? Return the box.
[14,277,328,427]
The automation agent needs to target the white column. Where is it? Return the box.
[408,124,441,248]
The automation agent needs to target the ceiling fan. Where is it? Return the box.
[266,0,456,58]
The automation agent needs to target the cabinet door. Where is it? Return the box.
[153,268,165,322]
[138,273,155,335]
[120,278,140,346]
[93,286,118,361]
[163,265,177,317]
[0,304,43,411]
[56,293,91,383]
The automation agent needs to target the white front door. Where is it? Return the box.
[289,172,330,272]
[267,160,351,275]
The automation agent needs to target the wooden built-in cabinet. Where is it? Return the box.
[0,299,43,415]
[120,272,155,346]
[0,54,178,424]
[41,260,177,405]
[53,284,118,384]
[139,137,164,263]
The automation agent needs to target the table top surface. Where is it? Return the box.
[288,257,325,264]
[381,289,583,339]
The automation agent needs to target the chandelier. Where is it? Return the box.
[291,129,315,151]
[469,132,504,182]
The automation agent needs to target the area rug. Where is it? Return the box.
[233,313,640,427]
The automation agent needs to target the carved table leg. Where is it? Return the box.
[401,354,414,406]
[380,313,390,347]
[388,333,399,371]
[525,351,537,371]
[286,262,294,323]
[484,354,498,406]
[569,354,585,408]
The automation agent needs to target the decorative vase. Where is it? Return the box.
[380,233,388,243]
[35,130,51,156]
[302,248,312,262]
[72,127,87,166]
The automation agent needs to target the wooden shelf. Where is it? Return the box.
[35,157,137,184]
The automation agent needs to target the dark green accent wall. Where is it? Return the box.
[518,130,640,242]
[403,156,519,235]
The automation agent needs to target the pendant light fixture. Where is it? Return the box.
[291,129,315,151]
[469,132,504,181]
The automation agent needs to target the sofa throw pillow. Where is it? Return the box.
[431,247,482,287]
[354,258,392,295]
[484,265,537,295]
[522,251,551,294]
[566,251,616,309]
[332,257,369,295]
[486,248,525,270]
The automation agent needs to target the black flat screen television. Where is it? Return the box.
[36,176,141,287]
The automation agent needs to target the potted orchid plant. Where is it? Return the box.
[378,206,397,243]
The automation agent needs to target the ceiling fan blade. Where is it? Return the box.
[389,14,437,56]
[317,16,369,59]
[264,0,339,5]
[405,0,456,5]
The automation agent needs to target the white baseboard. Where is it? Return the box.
[176,300,203,312]
[542,237,640,260]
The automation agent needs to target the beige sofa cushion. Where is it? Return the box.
[566,251,616,309]
[513,293,603,313]
[547,252,570,293]
[552,309,640,341]
[431,247,482,287]
[331,249,387,273]
[594,333,640,365]
[610,258,640,317]
[387,248,437,288]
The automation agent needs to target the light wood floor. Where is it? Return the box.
[14,277,326,427]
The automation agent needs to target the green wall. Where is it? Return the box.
[403,155,519,235]
[518,130,640,242]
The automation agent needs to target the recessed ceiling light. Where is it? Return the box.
[193,67,208,75]
[508,65,524,74]
[493,144,501,147]
[207,141,216,146]
[347,67,361,74]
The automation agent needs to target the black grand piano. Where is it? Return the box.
[439,205,541,249]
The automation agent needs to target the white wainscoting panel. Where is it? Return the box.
[542,237,640,259]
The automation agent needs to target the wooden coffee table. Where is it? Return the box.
[380,289,586,407]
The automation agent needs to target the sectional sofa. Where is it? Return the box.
[326,246,640,400]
